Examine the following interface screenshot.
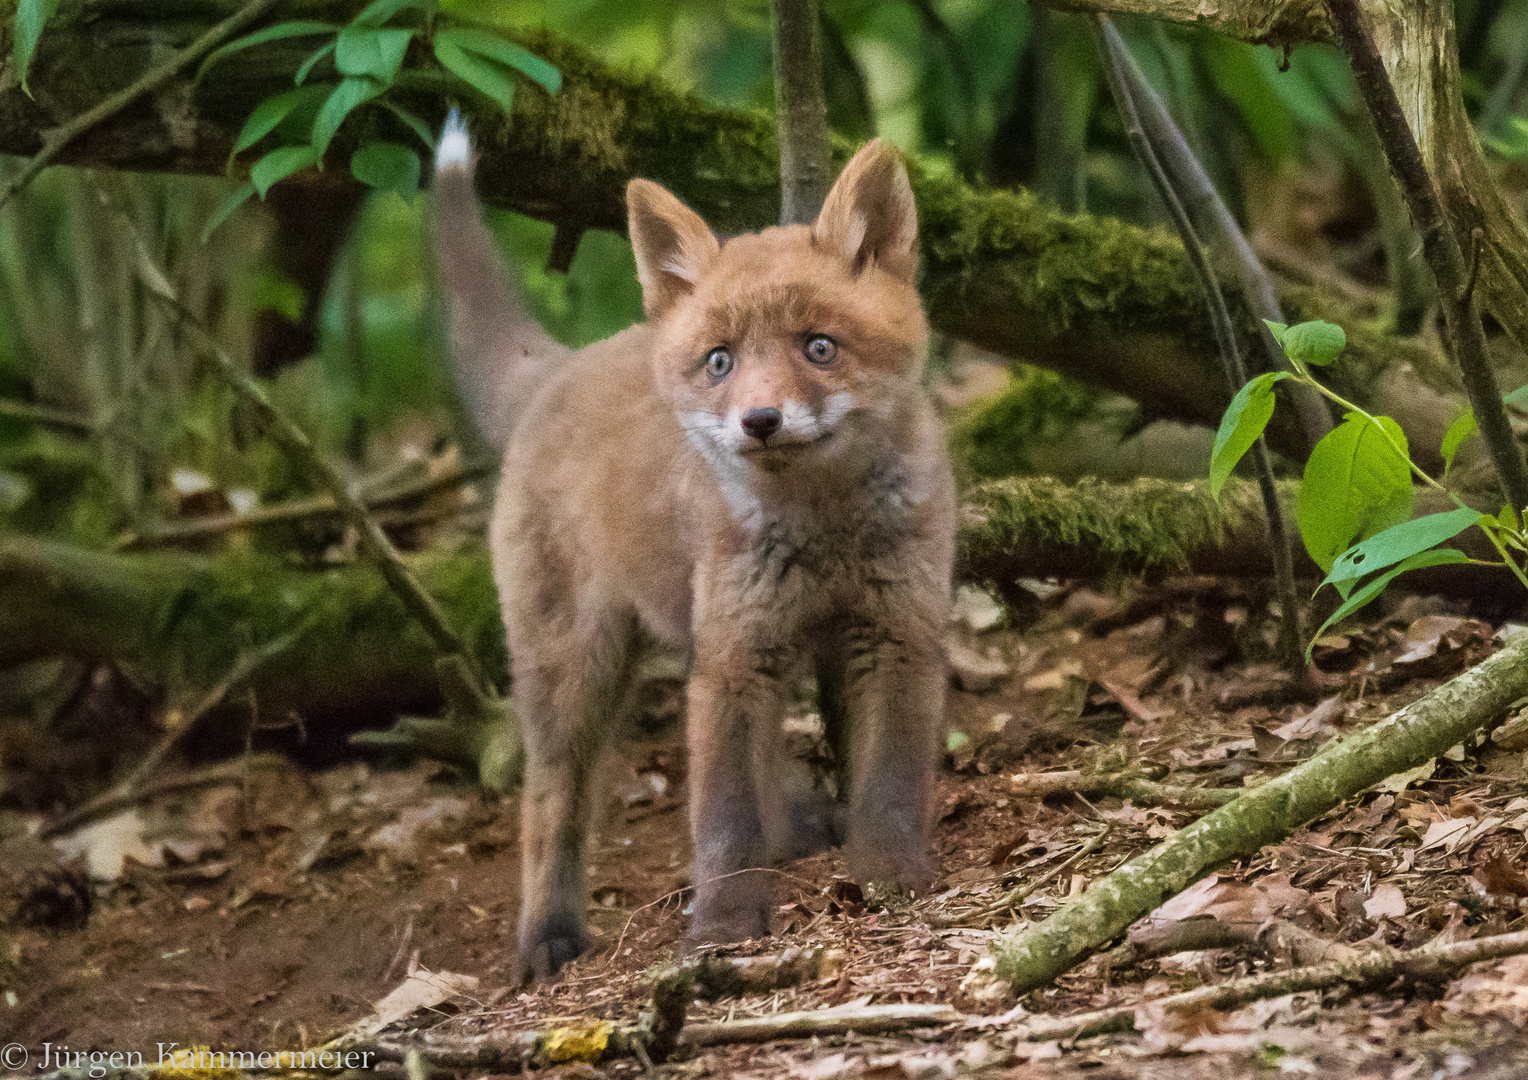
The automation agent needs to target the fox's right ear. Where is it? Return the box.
[627,180,720,319]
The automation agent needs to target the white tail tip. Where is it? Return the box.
[436,108,472,173]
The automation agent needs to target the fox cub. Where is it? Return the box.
[430,113,955,983]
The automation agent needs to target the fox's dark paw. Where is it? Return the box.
[516,913,587,985]
[847,844,934,898]
[685,886,772,948]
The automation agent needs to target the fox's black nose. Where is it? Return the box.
[741,407,782,441]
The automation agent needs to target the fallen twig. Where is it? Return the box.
[1005,769,1240,810]
[989,631,1528,994]
[1007,926,1528,1044]
[1111,915,1363,968]
[935,828,1110,929]
[113,461,492,550]
[682,1003,960,1046]
[0,0,285,214]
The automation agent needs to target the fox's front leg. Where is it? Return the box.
[839,617,945,895]
[684,638,792,944]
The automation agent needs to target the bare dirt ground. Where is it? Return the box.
[6,578,1528,1078]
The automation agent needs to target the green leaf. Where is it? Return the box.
[434,27,561,94]
[380,101,434,148]
[1307,549,1471,659]
[1298,413,1413,572]
[1210,371,1290,499]
[433,36,515,114]
[1278,320,1346,366]
[1263,320,1288,344]
[1323,507,1483,595]
[335,26,414,83]
[311,76,385,157]
[251,145,321,197]
[14,0,61,95]
[350,140,420,198]
[353,0,437,27]
[946,730,970,753]
[1440,409,1477,473]
[296,40,338,85]
[1501,503,1522,534]
[231,84,329,155]
[197,20,336,82]
[200,181,256,243]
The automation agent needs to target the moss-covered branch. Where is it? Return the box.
[989,630,1528,994]
[0,0,1464,459]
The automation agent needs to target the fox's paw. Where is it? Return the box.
[515,912,587,985]
[685,879,773,948]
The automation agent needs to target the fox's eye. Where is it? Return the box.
[705,347,733,378]
[804,335,838,365]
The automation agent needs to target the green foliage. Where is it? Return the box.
[1298,413,1412,572]
[351,141,422,201]
[1441,409,1477,473]
[12,0,61,95]
[946,367,1102,483]
[1209,371,1289,499]
[201,5,561,239]
[1216,320,1528,651]
[1265,319,1345,367]
[1486,115,1528,160]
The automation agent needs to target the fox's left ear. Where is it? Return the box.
[812,139,918,283]
[628,179,720,319]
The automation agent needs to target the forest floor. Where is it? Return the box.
[7,576,1528,1078]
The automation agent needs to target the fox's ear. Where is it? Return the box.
[812,140,918,283]
[627,180,720,318]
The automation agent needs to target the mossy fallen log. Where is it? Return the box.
[0,0,1465,461]
[988,630,1528,995]
[0,478,1510,730]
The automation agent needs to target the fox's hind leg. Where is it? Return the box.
[511,607,636,983]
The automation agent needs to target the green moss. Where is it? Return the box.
[959,475,1283,578]
[947,366,1104,484]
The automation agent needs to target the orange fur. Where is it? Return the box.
[432,135,954,983]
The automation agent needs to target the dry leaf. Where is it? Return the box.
[361,969,480,1035]
[1363,883,1407,920]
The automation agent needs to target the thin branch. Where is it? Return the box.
[114,460,492,550]
[771,0,834,224]
[934,827,1110,929]
[90,182,491,695]
[1009,926,1528,1044]
[1325,0,1528,512]
[1092,14,1304,669]
[0,398,93,433]
[1100,20,1331,451]
[1003,769,1241,810]
[0,0,286,214]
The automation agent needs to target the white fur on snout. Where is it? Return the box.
[820,391,855,427]
[779,398,819,440]
[680,408,760,524]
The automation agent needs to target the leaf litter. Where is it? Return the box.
[6,580,1528,1076]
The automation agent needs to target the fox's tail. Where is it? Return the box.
[430,110,569,454]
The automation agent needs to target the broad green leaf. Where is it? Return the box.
[353,0,437,27]
[296,40,338,85]
[1210,371,1290,499]
[946,730,969,753]
[197,21,336,82]
[201,181,256,243]
[1441,409,1477,473]
[1298,413,1413,572]
[1307,549,1471,659]
[434,27,561,94]
[335,26,413,83]
[351,140,420,198]
[231,84,328,154]
[14,0,61,95]
[1278,320,1345,366]
[381,101,434,148]
[1263,320,1288,344]
[434,36,514,114]
[1501,503,1522,534]
[311,76,385,157]
[251,145,320,197]
[1323,507,1483,594]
